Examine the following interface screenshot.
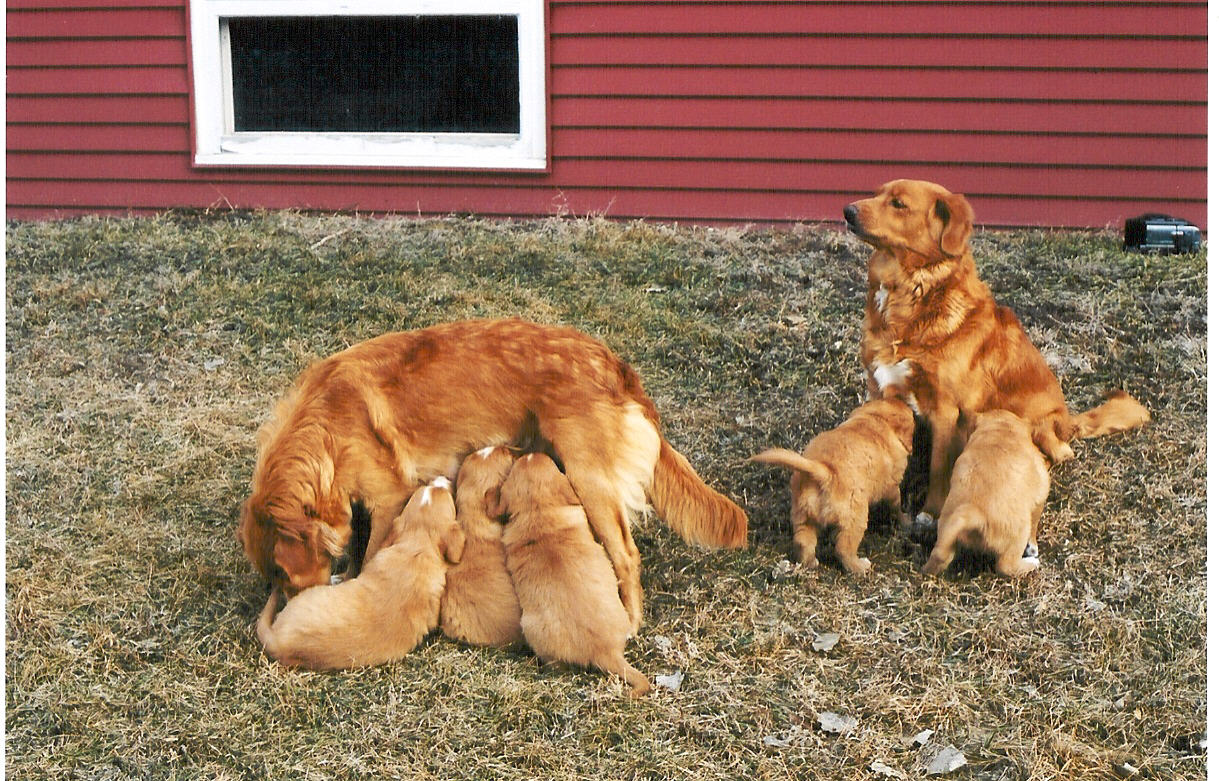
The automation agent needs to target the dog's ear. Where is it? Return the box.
[483,486,505,520]
[488,490,509,520]
[932,192,974,258]
[440,524,467,565]
[238,496,283,578]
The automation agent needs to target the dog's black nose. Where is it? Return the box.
[843,204,859,226]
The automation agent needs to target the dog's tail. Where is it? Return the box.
[255,588,284,661]
[750,448,834,487]
[1070,390,1150,439]
[921,506,979,577]
[649,439,748,548]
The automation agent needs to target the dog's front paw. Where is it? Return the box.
[910,512,938,545]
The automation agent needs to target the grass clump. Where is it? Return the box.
[6,212,1205,780]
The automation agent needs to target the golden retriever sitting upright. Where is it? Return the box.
[751,398,914,574]
[440,446,524,649]
[239,318,749,634]
[844,180,1150,525]
[498,453,651,698]
[922,410,1049,578]
[255,478,464,670]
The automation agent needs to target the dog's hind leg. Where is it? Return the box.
[790,505,820,569]
[833,509,872,576]
[1024,500,1045,559]
[541,402,660,634]
[995,545,1040,578]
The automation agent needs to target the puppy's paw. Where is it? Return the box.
[1021,556,1041,569]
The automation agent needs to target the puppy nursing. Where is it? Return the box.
[499,453,651,698]
[255,478,465,670]
[440,447,524,649]
[752,399,914,574]
[922,410,1049,578]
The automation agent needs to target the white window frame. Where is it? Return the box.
[189,0,547,170]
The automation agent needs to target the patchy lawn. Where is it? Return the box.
[6,212,1205,780]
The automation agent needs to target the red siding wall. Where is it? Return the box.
[7,0,1208,228]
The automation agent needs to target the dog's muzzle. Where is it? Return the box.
[843,204,860,229]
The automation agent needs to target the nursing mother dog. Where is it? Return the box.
[844,179,1150,531]
[238,318,748,633]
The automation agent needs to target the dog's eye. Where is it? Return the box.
[890,198,907,209]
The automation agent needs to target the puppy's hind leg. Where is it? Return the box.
[790,504,821,569]
[833,510,872,576]
[1024,500,1045,560]
[921,509,973,576]
[995,545,1040,578]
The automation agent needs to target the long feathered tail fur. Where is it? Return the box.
[1071,390,1150,439]
[648,439,748,548]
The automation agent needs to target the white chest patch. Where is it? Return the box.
[871,359,912,392]
[874,284,890,316]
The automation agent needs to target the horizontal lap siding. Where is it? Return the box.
[7,1,1208,227]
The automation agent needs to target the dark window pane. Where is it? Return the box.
[228,16,520,133]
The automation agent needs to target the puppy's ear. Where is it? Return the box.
[488,490,510,520]
[483,486,504,519]
[932,192,974,258]
[440,524,467,565]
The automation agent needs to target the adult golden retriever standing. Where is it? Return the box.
[238,318,748,632]
[844,180,1149,524]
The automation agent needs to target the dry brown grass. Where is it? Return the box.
[6,213,1205,779]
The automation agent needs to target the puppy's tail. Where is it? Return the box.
[1070,390,1150,439]
[649,439,748,549]
[921,506,978,577]
[255,588,284,661]
[750,448,833,487]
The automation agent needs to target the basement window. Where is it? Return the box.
[189,0,547,170]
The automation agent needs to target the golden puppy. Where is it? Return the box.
[922,410,1048,578]
[751,398,914,574]
[239,318,749,634]
[498,453,651,698]
[440,446,524,649]
[845,180,1149,526]
[255,478,465,670]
